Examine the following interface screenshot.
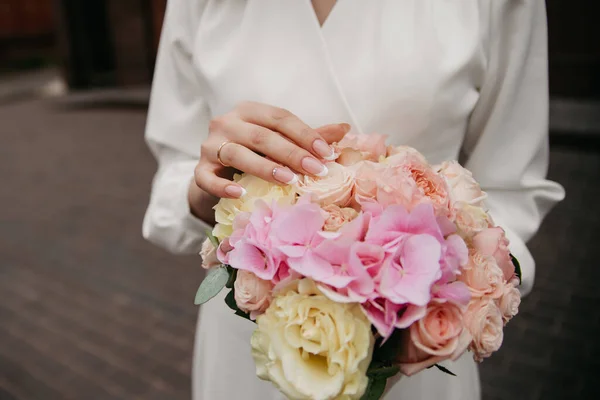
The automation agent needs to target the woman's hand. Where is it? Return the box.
[192,101,350,200]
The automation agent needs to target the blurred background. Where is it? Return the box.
[0,1,598,399]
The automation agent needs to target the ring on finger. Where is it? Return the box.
[216,140,233,167]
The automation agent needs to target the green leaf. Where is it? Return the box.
[194,266,229,305]
[510,254,522,284]
[360,377,387,400]
[434,364,457,377]
[206,229,220,248]
[366,364,400,380]
[225,266,237,289]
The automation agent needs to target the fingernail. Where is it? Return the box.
[273,167,299,185]
[302,157,329,177]
[225,185,246,198]
[313,139,336,160]
[340,123,351,133]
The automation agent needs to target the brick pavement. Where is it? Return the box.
[0,99,598,400]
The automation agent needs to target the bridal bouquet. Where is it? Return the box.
[196,133,522,400]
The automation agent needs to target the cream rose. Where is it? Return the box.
[461,250,505,299]
[234,270,273,319]
[472,228,515,281]
[497,282,521,323]
[323,204,359,232]
[213,173,297,240]
[464,298,504,361]
[398,302,472,376]
[454,203,493,240]
[200,238,221,269]
[436,161,487,207]
[297,162,355,207]
[251,279,374,400]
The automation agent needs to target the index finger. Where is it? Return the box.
[237,102,336,161]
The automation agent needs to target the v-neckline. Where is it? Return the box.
[309,0,339,30]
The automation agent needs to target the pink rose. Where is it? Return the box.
[437,161,487,207]
[398,303,472,376]
[386,146,428,164]
[472,228,515,281]
[497,282,521,323]
[464,298,504,361]
[454,203,493,240]
[335,133,388,162]
[234,270,274,320]
[297,162,354,207]
[200,238,221,270]
[375,166,423,210]
[460,250,505,299]
[322,204,359,232]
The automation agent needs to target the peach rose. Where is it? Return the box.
[200,238,221,270]
[497,282,521,323]
[398,303,472,376]
[323,204,359,232]
[335,133,387,162]
[464,298,504,361]
[454,203,494,240]
[385,146,428,164]
[337,148,367,166]
[296,162,355,207]
[353,161,382,199]
[234,270,274,320]
[461,250,505,299]
[472,228,515,281]
[437,161,487,207]
[375,166,423,210]
[386,154,452,217]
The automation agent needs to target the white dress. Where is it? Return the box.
[142,1,565,399]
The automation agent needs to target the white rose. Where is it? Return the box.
[213,173,297,240]
[200,238,220,270]
[464,298,504,362]
[437,161,487,207]
[234,270,273,320]
[497,282,521,323]
[296,162,355,207]
[251,279,374,400]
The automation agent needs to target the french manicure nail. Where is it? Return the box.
[302,157,328,177]
[273,167,299,185]
[225,185,246,198]
[313,139,336,160]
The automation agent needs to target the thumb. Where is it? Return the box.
[315,123,351,144]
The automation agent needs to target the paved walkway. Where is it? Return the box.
[0,99,598,399]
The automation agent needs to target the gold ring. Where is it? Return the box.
[216,140,232,167]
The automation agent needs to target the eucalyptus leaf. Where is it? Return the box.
[510,254,522,284]
[194,266,229,305]
[360,377,387,400]
[206,229,220,248]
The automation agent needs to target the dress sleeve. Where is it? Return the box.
[463,0,565,295]
[142,0,212,254]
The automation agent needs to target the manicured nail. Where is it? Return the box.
[313,139,336,160]
[340,123,351,133]
[273,167,299,185]
[225,185,246,198]
[302,157,328,177]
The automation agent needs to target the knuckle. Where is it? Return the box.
[285,146,302,164]
[209,116,226,133]
[249,128,269,147]
[271,107,292,122]
[220,143,236,165]
[200,142,212,158]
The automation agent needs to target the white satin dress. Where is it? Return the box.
[142,1,565,399]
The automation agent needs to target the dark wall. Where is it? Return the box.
[547,0,600,99]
